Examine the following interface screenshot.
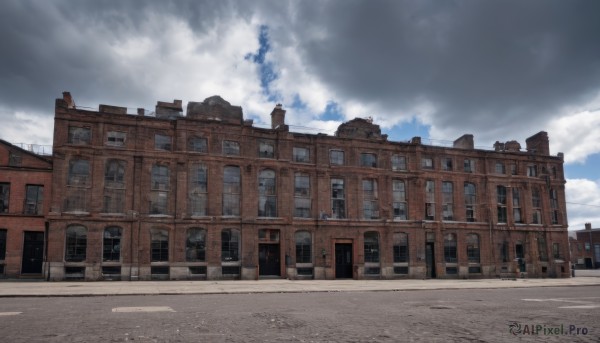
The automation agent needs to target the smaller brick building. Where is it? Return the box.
[0,139,52,278]
[570,223,600,269]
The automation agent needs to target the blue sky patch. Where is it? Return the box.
[245,25,279,102]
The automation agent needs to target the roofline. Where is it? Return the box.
[0,138,52,164]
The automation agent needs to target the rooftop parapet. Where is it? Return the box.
[186,96,243,125]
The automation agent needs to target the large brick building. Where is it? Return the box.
[46,92,570,281]
[0,139,52,278]
[570,223,600,269]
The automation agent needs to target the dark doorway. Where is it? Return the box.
[22,231,44,274]
[585,258,593,269]
[259,244,280,276]
[335,243,353,278]
[426,242,436,278]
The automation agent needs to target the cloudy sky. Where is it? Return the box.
[1,0,599,230]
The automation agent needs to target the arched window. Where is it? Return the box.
[223,166,241,216]
[65,225,87,262]
[258,169,277,217]
[364,232,380,263]
[103,226,122,262]
[466,233,480,263]
[151,228,169,262]
[186,228,206,262]
[295,231,312,263]
[221,229,240,262]
[444,233,457,263]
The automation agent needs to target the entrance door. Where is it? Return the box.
[335,243,353,278]
[22,231,44,274]
[259,244,280,276]
[426,242,436,278]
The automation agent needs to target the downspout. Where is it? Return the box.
[45,221,50,281]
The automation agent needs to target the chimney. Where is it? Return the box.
[526,131,550,155]
[453,134,474,149]
[585,223,592,230]
[62,92,75,109]
[270,104,286,129]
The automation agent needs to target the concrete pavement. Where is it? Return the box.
[0,275,599,297]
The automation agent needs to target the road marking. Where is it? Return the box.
[0,312,22,316]
[522,297,600,309]
[112,306,175,313]
[559,305,600,309]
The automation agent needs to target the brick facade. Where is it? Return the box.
[570,223,600,269]
[46,92,570,281]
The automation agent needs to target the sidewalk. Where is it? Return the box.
[0,276,599,298]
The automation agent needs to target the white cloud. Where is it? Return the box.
[566,178,600,230]
[0,109,53,145]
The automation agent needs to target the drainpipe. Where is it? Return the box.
[45,221,50,281]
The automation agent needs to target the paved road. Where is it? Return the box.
[0,286,598,342]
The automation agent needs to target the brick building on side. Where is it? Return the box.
[46,92,570,281]
[0,139,52,278]
[570,223,600,269]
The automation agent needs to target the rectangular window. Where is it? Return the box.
[527,165,537,177]
[441,157,453,171]
[223,166,241,216]
[392,180,407,220]
[293,147,310,163]
[466,234,480,263]
[391,155,407,171]
[0,229,6,260]
[512,188,522,223]
[223,140,240,155]
[106,131,126,147]
[329,150,344,165]
[444,233,457,263]
[68,126,91,145]
[0,183,10,214]
[154,133,172,151]
[511,163,518,175]
[103,227,122,262]
[532,188,541,224]
[221,229,240,262]
[65,160,90,212]
[151,229,169,262]
[421,157,433,170]
[538,233,548,262]
[360,153,377,167]
[103,160,126,213]
[188,137,208,153]
[425,180,435,220]
[65,226,87,262]
[24,185,44,215]
[464,159,475,173]
[553,243,560,259]
[364,232,380,263]
[464,183,476,222]
[393,233,408,263]
[500,241,509,262]
[294,173,311,218]
[189,164,208,216]
[550,189,559,225]
[258,170,277,217]
[186,229,206,262]
[442,182,453,221]
[497,186,507,223]
[331,178,345,219]
[362,179,379,219]
[259,140,275,158]
[295,231,312,263]
[8,152,21,167]
[495,162,505,174]
[150,165,169,215]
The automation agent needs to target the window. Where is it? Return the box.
[331,178,345,219]
[188,137,208,153]
[442,157,453,171]
[0,183,10,213]
[189,164,208,216]
[103,160,126,213]
[8,152,21,167]
[500,241,510,262]
[329,150,344,165]
[512,188,522,223]
[65,225,87,262]
[294,173,311,218]
[295,231,312,263]
[532,187,542,224]
[538,233,548,261]
[360,153,377,167]
[150,164,169,215]
[258,140,275,158]
[186,228,206,261]
[223,140,240,155]
[421,157,433,169]
[68,159,90,186]
[223,166,241,216]
[22,185,44,215]
[553,243,560,259]
[425,180,435,220]
[393,233,408,263]
[293,147,310,163]
[68,126,91,145]
[515,242,525,259]
[442,182,453,221]
[103,226,122,262]
[221,229,240,262]
[464,159,475,173]
[585,242,591,251]
[106,131,126,147]
[511,163,518,175]
[444,233,457,263]
[0,229,6,260]
[466,234,480,263]
[151,229,169,262]
[154,133,172,151]
[550,188,559,224]
[364,232,380,263]
[258,169,277,217]
[392,180,407,220]
[497,185,507,223]
[362,179,379,219]
[464,182,476,222]
[495,162,505,174]
[391,155,407,171]
[527,165,537,177]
